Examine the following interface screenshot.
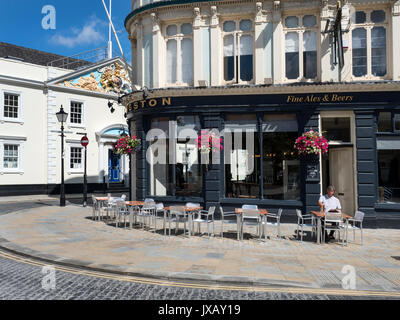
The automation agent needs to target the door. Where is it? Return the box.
[329,147,355,214]
[108,150,120,182]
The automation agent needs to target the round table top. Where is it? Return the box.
[310,211,352,220]
[125,201,145,206]
[164,206,203,212]
[235,208,269,215]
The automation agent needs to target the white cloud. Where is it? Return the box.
[50,16,106,48]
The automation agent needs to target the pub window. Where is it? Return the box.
[377,111,392,132]
[148,116,202,197]
[351,9,387,78]
[224,114,260,198]
[377,144,400,204]
[223,19,254,84]
[377,111,400,133]
[70,101,83,125]
[165,23,193,86]
[262,114,300,200]
[395,114,400,132]
[284,15,318,81]
[3,93,19,119]
[377,111,400,203]
[149,117,173,196]
[321,118,351,143]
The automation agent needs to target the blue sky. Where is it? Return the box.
[0,0,132,61]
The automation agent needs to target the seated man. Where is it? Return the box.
[318,185,342,242]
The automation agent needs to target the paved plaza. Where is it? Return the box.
[0,200,399,294]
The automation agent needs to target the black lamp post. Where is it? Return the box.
[56,105,68,207]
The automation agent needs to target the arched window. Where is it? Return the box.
[284,14,318,81]
[351,9,387,78]
[165,23,193,86]
[222,19,254,84]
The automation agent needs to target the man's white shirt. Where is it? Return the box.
[319,194,342,212]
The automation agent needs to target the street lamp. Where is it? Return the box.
[56,105,68,207]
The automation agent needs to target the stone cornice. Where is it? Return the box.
[120,81,400,105]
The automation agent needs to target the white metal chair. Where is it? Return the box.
[342,210,364,245]
[138,200,156,230]
[296,209,316,241]
[323,211,345,246]
[240,207,262,241]
[168,206,191,237]
[264,208,283,239]
[91,195,99,220]
[192,206,215,237]
[219,207,240,240]
[153,202,168,235]
[186,202,201,232]
[115,199,129,228]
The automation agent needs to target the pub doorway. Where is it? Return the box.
[320,112,357,215]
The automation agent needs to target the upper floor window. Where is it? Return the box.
[223,19,254,84]
[3,93,19,119]
[351,9,388,79]
[284,15,318,81]
[165,23,193,86]
[70,101,83,125]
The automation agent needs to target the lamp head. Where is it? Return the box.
[56,105,68,123]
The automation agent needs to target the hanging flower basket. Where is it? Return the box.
[196,130,223,154]
[113,135,141,155]
[294,130,328,156]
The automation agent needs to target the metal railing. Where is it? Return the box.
[47,47,110,70]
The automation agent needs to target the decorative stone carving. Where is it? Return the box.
[255,2,263,24]
[193,7,201,28]
[272,1,281,22]
[150,13,160,33]
[273,1,280,11]
[210,6,219,27]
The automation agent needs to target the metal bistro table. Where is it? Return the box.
[164,206,203,237]
[125,201,145,228]
[235,208,269,240]
[310,211,352,244]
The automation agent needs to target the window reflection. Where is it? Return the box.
[263,114,300,200]
[378,150,400,203]
[175,116,202,197]
[225,115,260,198]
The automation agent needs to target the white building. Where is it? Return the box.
[0,42,131,196]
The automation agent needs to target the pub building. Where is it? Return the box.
[121,0,400,228]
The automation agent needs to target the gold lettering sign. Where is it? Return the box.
[127,97,172,113]
[287,94,354,104]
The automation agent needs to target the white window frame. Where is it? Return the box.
[68,99,85,128]
[0,89,24,124]
[164,22,194,87]
[282,13,320,83]
[349,7,390,81]
[68,143,85,174]
[0,139,24,174]
[221,18,255,85]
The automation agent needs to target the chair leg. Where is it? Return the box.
[301,225,303,242]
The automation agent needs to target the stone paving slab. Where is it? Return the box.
[0,204,399,293]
